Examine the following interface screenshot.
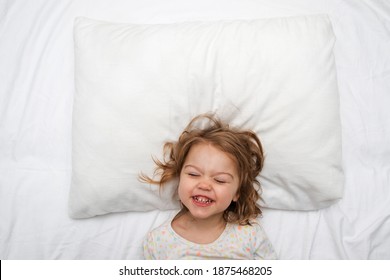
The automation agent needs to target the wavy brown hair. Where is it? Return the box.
[140,113,265,225]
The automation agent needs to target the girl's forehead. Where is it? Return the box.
[188,141,232,157]
[185,142,239,170]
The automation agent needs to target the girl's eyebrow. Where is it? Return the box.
[183,165,234,179]
[183,164,202,172]
[214,172,234,179]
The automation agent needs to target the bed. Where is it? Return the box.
[1,0,389,260]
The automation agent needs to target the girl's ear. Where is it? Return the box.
[233,191,240,202]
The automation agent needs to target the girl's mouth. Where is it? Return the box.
[192,195,214,206]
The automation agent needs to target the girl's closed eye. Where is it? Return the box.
[215,178,226,184]
[214,176,231,184]
[187,172,199,177]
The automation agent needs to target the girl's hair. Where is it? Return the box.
[140,113,264,225]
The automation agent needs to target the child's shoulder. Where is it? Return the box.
[152,217,171,230]
[146,217,173,239]
[232,219,262,228]
[229,219,266,235]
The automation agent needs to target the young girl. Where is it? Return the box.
[140,114,277,259]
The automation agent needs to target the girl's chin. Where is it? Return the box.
[184,206,222,221]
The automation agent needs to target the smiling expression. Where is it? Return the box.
[177,142,240,221]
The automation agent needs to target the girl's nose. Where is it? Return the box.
[197,180,212,191]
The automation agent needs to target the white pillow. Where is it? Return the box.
[70,15,344,218]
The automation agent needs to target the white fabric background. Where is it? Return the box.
[0,0,389,259]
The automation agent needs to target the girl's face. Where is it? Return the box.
[178,142,240,222]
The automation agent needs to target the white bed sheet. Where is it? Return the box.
[1,0,389,259]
